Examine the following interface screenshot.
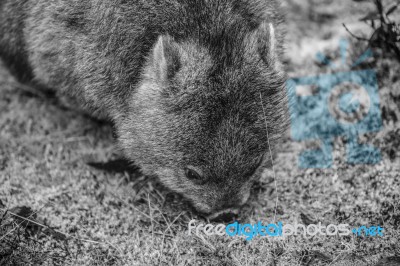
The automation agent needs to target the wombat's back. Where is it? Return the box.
[0,0,284,117]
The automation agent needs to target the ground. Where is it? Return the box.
[1,0,400,265]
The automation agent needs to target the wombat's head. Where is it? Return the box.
[118,22,287,217]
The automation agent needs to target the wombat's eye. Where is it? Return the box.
[184,167,203,182]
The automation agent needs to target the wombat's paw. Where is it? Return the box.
[87,158,140,175]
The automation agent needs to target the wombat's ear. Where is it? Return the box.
[151,35,181,84]
[256,22,279,69]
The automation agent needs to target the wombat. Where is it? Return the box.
[0,0,288,217]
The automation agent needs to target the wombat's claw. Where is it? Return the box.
[206,208,239,223]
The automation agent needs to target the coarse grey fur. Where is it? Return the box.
[0,0,288,215]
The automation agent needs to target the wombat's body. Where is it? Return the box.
[0,0,288,216]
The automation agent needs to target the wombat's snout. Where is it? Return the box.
[192,186,251,220]
[205,191,250,223]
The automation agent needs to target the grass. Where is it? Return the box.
[1,0,400,265]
